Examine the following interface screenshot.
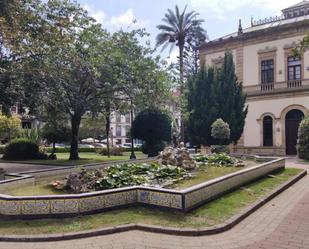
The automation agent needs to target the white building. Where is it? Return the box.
[201,1,309,156]
[110,112,131,145]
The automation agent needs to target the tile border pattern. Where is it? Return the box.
[0,157,286,218]
[0,169,306,241]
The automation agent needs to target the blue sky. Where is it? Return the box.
[78,0,298,61]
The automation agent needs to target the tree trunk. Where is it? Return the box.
[105,110,111,158]
[69,114,81,160]
[52,141,56,155]
[178,41,185,143]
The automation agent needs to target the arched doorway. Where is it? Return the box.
[285,109,304,155]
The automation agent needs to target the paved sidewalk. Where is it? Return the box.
[0,162,64,174]
[1,158,309,249]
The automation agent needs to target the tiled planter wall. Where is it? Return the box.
[0,158,285,219]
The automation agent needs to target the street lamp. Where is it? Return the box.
[129,98,136,160]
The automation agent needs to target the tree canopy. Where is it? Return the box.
[0,0,172,160]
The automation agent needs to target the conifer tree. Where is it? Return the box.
[187,67,219,145]
[187,51,247,146]
[216,52,248,144]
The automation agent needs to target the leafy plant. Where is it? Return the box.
[298,116,309,160]
[2,138,47,160]
[193,153,244,167]
[211,119,230,145]
[62,162,188,193]
[97,147,123,156]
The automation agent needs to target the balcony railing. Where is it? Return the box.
[287,80,302,88]
[261,83,274,91]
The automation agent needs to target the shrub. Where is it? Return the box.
[0,145,5,154]
[211,145,230,154]
[19,128,42,145]
[298,116,309,161]
[97,147,123,156]
[132,108,171,157]
[142,142,165,157]
[3,138,47,160]
[211,118,230,144]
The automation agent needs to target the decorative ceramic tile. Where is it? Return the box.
[80,196,103,212]
[51,199,65,214]
[64,199,79,213]
[0,200,21,215]
[138,190,182,209]
[22,200,49,215]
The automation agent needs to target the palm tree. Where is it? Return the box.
[156,5,205,142]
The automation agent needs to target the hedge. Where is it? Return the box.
[3,138,47,160]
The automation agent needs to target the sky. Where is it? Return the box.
[77,0,298,62]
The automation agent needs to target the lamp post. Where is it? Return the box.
[129,98,136,160]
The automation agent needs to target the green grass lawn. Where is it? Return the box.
[0,168,302,235]
[1,152,147,166]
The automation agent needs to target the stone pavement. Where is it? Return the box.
[1,158,309,249]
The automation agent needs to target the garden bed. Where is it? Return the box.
[2,159,257,196]
[0,168,302,235]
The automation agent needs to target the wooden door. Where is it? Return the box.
[285,110,304,155]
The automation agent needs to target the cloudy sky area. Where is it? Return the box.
[78,0,298,61]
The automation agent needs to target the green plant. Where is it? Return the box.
[0,145,5,154]
[97,147,123,156]
[193,153,243,167]
[211,145,230,154]
[211,119,230,145]
[0,114,21,141]
[298,116,309,160]
[142,142,165,157]
[62,162,188,193]
[2,138,47,160]
[19,128,42,145]
[132,108,171,157]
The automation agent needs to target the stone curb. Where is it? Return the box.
[0,169,306,242]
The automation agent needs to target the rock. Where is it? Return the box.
[158,146,196,170]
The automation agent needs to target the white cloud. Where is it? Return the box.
[191,0,297,19]
[84,6,148,31]
[110,8,135,27]
[84,5,105,24]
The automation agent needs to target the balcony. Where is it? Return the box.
[244,79,309,97]
[287,80,302,88]
[260,83,274,91]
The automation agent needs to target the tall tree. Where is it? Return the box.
[156,5,205,142]
[187,67,218,145]
[187,52,247,146]
[216,52,248,144]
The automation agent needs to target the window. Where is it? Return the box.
[261,59,274,84]
[288,56,301,81]
[116,113,121,123]
[125,113,130,123]
[125,125,130,137]
[116,126,122,137]
[263,116,273,147]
